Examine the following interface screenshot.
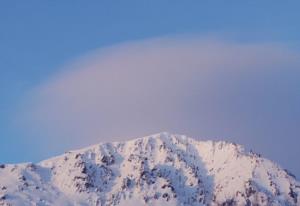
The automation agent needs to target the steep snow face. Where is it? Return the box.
[0,133,299,206]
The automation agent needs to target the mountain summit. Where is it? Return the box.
[0,133,299,205]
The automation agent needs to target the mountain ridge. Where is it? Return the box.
[0,132,299,206]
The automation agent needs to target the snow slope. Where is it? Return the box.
[0,132,299,206]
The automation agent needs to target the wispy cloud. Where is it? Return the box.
[17,37,300,174]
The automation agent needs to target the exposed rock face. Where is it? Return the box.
[0,133,299,205]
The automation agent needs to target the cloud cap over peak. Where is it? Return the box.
[17,37,300,176]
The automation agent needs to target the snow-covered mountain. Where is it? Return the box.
[0,132,299,206]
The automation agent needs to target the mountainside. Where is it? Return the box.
[0,133,299,206]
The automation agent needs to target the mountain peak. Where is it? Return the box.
[0,133,299,205]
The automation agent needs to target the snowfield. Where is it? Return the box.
[0,132,299,206]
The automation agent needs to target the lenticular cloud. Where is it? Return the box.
[18,37,300,169]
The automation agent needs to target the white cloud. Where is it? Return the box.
[17,37,300,175]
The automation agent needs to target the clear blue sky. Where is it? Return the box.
[1,1,300,176]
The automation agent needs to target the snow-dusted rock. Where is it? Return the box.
[0,133,299,205]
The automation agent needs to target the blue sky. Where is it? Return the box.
[1,1,300,177]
